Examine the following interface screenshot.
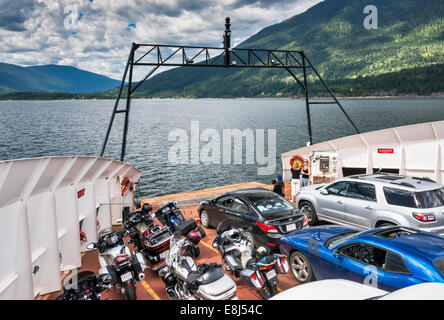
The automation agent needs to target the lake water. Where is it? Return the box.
[1,98,443,200]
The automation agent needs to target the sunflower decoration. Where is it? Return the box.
[290,155,304,170]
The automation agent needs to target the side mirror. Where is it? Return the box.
[333,250,342,260]
[116,218,123,223]
[86,243,96,250]
[320,189,329,195]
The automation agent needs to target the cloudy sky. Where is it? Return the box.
[0,0,323,80]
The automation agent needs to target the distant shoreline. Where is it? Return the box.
[1,93,443,101]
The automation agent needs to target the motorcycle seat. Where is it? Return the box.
[186,265,225,287]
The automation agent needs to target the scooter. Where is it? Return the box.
[56,271,112,300]
[212,222,289,299]
[86,228,147,300]
[123,203,174,272]
[161,219,238,300]
[149,201,204,258]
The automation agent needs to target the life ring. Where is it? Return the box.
[121,177,130,196]
[290,155,304,170]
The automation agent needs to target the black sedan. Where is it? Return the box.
[198,188,307,251]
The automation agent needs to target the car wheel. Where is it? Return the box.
[199,210,211,228]
[289,251,314,284]
[299,201,318,225]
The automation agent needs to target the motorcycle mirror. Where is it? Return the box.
[86,243,96,250]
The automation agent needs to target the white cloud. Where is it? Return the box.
[0,0,323,80]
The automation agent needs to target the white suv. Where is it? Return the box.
[297,173,444,236]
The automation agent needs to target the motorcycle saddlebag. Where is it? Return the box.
[195,275,237,300]
[275,255,289,274]
[174,219,198,237]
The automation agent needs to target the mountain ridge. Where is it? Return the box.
[128,0,443,98]
[0,63,121,94]
[1,0,443,99]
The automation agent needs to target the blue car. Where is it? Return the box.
[279,225,444,292]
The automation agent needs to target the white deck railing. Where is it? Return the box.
[282,120,444,184]
[0,156,141,299]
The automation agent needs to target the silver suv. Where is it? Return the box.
[297,173,444,236]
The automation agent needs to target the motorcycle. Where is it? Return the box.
[153,201,186,232]
[149,201,204,258]
[86,228,147,300]
[212,221,289,299]
[123,203,174,272]
[56,271,112,300]
[161,219,238,300]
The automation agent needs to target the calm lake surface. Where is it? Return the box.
[1,98,443,200]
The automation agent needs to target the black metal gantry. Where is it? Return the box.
[100,17,360,161]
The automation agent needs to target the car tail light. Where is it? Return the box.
[412,213,436,222]
[256,222,278,233]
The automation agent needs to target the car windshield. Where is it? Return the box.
[324,231,367,249]
[247,195,295,215]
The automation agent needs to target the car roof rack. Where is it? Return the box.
[411,176,437,183]
[389,181,416,188]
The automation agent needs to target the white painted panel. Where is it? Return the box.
[54,185,81,271]
[0,202,33,299]
[26,191,60,295]
[403,141,437,171]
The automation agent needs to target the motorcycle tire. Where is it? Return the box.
[259,282,278,300]
[191,246,200,258]
[125,284,137,300]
